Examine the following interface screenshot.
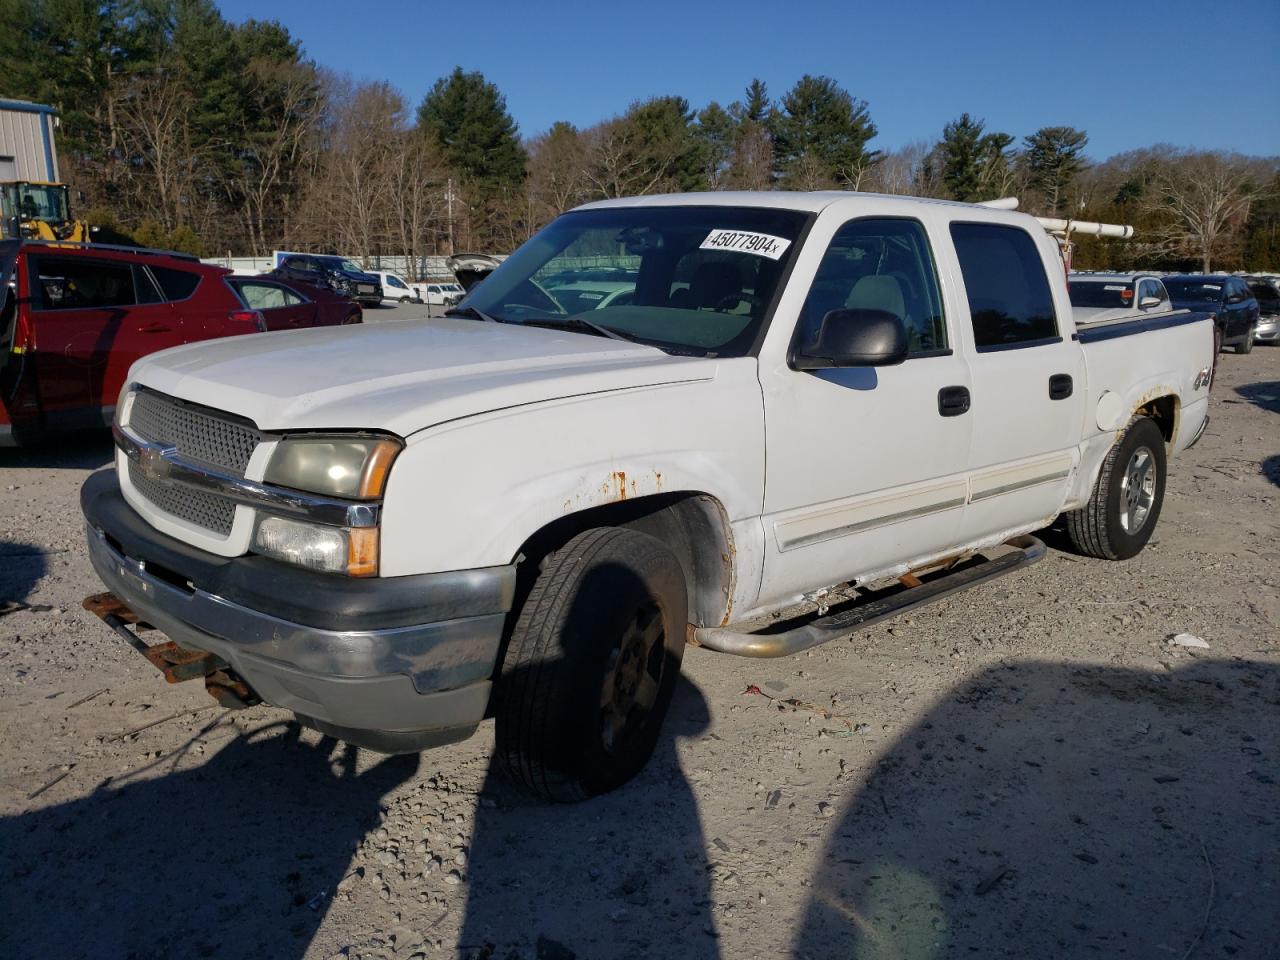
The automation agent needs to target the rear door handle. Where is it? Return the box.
[938,385,970,417]
[138,323,173,334]
[1049,373,1073,400]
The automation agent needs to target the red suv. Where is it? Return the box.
[1,240,362,446]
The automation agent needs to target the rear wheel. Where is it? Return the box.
[494,527,688,802]
[1064,416,1166,560]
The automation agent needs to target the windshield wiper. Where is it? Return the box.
[519,315,638,343]
[443,305,502,323]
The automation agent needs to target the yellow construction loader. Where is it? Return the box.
[0,180,90,242]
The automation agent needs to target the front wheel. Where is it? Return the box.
[1236,327,1255,354]
[493,527,688,801]
[1064,416,1167,560]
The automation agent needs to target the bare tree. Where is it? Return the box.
[1149,151,1265,272]
[116,72,205,231]
[527,123,590,224]
[223,58,324,256]
[385,132,447,272]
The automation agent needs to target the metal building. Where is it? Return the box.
[0,98,60,183]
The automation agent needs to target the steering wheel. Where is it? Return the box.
[713,292,766,314]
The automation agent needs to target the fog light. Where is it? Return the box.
[253,516,378,576]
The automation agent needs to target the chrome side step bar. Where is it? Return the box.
[693,535,1047,658]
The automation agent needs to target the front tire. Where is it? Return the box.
[1236,327,1255,354]
[1064,416,1166,560]
[494,527,688,802]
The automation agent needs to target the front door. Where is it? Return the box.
[759,216,974,606]
[946,221,1086,545]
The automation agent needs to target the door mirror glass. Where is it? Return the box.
[793,308,909,370]
[1139,296,1162,309]
[1225,291,1244,304]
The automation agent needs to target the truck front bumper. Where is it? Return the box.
[81,470,516,752]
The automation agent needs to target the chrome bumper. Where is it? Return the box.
[83,490,514,742]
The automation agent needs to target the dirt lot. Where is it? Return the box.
[1,349,1277,960]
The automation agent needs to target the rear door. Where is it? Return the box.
[24,253,176,427]
[946,221,1087,544]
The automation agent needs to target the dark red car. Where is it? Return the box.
[1,240,361,446]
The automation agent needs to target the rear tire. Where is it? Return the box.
[1064,416,1166,561]
[494,527,688,802]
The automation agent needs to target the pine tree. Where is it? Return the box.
[417,67,526,197]
[773,75,877,189]
[1023,126,1089,216]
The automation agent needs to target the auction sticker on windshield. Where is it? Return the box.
[700,229,792,260]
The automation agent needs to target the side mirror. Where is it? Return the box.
[1225,292,1244,304]
[793,308,909,370]
[1139,296,1162,309]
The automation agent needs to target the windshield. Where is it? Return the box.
[458,205,810,356]
[1068,280,1135,308]
[1163,280,1223,303]
[1,183,69,222]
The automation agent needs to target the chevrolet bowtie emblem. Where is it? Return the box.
[138,445,175,480]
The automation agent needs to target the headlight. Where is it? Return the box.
[265,435,401,499]
[255,434,402,577]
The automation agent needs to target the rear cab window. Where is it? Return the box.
[950,222,1058,350]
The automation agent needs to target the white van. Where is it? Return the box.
[418,282,464,307]
[370,271,421,304]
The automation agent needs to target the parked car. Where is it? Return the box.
[1163,274,1259,354]
[269,254,382,306]
[0,240,348,446]
[417,281,463,307]
[369,271,420,304]
[1245,275,1279,345]
[82,192,1214,800]
[227,275,362,329]
[1068,273,1172,326]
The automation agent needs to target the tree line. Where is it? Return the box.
[3,0,1277,272]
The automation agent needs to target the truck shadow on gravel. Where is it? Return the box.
[455,677,718,960]
[1233,380,1280,414]
[0,538,46,608]
[0,722,420,960]
[791,658,1280,959]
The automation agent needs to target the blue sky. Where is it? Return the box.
[216,0,1279,160]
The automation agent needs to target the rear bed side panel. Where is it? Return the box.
[1062,313,1214,511]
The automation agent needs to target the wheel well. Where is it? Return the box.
[512,492,734,629]
[1136,394,1178,446]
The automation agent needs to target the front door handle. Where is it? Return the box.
[938,385,970,417]
[138,324,173,334]
[1049,373,1073,400]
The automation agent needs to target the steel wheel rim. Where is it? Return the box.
[599,603,665,755]
[1119,446,1156,534]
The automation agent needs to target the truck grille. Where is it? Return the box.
[126,389,262,536]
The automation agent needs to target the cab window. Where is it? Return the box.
[951,222,1058,349]
[797,217,947,356]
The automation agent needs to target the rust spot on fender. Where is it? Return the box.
[609,470,628,501]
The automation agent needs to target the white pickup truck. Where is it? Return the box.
[80,192,1214,800]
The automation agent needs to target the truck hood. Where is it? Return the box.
[129,318,717,437]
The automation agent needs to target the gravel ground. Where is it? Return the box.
[1,347,1277,960]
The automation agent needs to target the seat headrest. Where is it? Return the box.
[845,275,905,320]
